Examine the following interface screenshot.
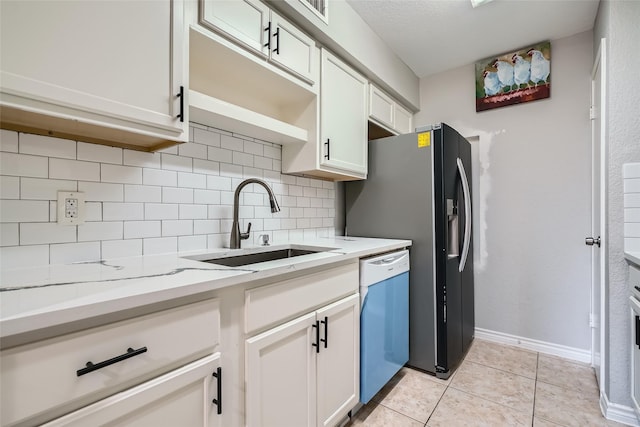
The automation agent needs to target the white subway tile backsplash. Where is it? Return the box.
[143,236,177,255]
[78,142,122,164]
[624,178,640,193]
[20,133,76,159]
[207,175,232,191]
[1,176,20,199]
[1,152,48,178]
[103,202,144,221]
[179,204,208,220]
[1,200,49,222]
[163,187,193,204]
[625,238,640,252]
[78,182,124,202]
[193,127,221,146]
[143,168,177,187]
[102,239,142,259]
[208,147,233,163]
[625,208,640,223]
[1,126,338,267]
[21,178,77,200]
[50,241,100,264]
[221,135,244,151]
[194,189,220,204]
[624,163,640,179]
[161,153,192,172]
[78,221,123,241]
[50,158,99,181]
[193,159,220,175]
[1,223,19,246]
[625,193,640,208]
[0,130,19,153]
[124,185,161,203]
[124,220,161,239]
[178,142,208,159]
[145,203,179,220]
[178,172,207,189]
[20,222,76,245]
[1,245,49,270]
[101,164,142,184]
[178,235,207,252]
[124,150,161,168]
[194,220,220,234]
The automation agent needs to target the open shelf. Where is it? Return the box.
[189,90,308,145]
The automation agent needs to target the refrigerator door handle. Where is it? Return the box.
[457,158,472,272]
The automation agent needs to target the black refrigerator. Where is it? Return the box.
[345,123,474,378]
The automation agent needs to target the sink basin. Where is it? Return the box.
[184,245,336,267]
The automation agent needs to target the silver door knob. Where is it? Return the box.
[585,236,601,247]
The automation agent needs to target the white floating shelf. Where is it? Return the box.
[189,90,308,145]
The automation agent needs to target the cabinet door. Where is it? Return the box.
[0,0,185,140]
[246,312,317,427]
[320,49,368,177]
[199,0,270,56]
[42,353,222,427]
[269,11,317,85]
[369,85,395,130]
[394,103,414,134]
[316,294,360,427]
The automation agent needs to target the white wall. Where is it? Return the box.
[594,0,640,408]
[415,31,593,352]
[0,124,338,269]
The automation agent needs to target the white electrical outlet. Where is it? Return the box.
[57,191,85,225]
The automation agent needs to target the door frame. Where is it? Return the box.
[590,37,607,393]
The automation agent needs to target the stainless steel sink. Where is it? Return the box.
[184,245,336,267]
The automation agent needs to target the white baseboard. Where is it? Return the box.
[600,392,640,426]
[475,327,591,364]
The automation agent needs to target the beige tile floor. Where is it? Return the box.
[346,339,627,427]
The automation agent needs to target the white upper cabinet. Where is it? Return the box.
[320,49,368,178]
[199,0,316,85]
[368,84,413,135]
[0,0,187,151]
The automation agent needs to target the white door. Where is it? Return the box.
[316,294,360,427]
[268,11,317,85]
[320,49,368,176]
[42,353,222,427]
[245,312,317,427]
[590,38,607,390]
[200,0,270,56]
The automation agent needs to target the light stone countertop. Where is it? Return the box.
[625,251,640,267]
[0,236,411,341]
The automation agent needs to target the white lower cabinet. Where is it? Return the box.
[42,353,222,427]
[245,294,359,427]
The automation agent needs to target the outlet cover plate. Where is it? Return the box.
[57,191,85,225]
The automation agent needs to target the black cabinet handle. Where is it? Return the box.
[264,22,271,49]
[324,139,330,160]
[77,346,147,377]
[636,316,640,349]
[312,320,320,353]
[273,27,280,54]
[635,286,640,293]
[320,316,328,349]
[176,86,184,123]
[212,367,222,415]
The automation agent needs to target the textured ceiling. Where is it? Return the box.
[346,0,600,78]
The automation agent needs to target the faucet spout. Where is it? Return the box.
[230,179,280,249]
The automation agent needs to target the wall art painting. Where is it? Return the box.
[475,41,551,112]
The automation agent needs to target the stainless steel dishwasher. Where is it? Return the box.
[359,249,410,403]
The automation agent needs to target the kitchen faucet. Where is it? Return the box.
[230,179,280,249]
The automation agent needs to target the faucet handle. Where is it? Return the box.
[240,222,252,240]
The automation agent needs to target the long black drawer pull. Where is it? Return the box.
[636,316,640,349]
[320,316,328,349]
[273,27,280,54]
[264,22,271,49]
[312,320,320,353]
[77,346,147,377]
[212,367,222,415]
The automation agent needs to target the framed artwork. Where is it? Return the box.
[475,41,551,112]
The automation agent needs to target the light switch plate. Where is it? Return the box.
[57,191,85,225]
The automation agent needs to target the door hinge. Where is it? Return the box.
[589,106,598,120]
